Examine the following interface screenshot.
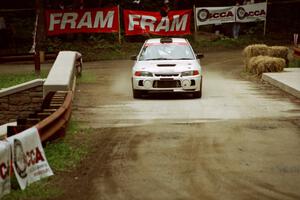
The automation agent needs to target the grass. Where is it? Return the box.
[0,70,48,89]
[77,71,97,84]
[3,178,62,200]
[2,120,91,200]
[45,120,88,172]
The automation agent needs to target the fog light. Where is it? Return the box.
[144,80,152,89]
[182,79,190,89]
[191,80,195,86]
[138,80,143,86]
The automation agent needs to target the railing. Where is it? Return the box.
[43,51,81,98]
[35,91,73,142]
[2,50,81,142]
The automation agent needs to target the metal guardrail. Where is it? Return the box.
[2,51,81,142]
[35,91,73,142]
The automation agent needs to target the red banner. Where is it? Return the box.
[123,9,192,36]
[46,7,119,35]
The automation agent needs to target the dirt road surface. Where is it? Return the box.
[63,50,300,200]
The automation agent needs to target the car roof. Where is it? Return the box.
[145,38,188,45]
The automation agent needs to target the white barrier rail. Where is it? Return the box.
[43,51,81,98]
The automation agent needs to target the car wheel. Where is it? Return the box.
[133,89,142,98]
[193,77,203,98]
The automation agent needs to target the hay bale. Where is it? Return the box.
[248,56,262,73]
[243,44,269,71]
[248,56,286,76]
[265,57,285,73]
[268,46,289,60]
[243,44,269,58]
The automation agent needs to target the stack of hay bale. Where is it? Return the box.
[243,44,288,76]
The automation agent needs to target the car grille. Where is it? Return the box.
[157,64,176,67]
[155,74,179,77]
[153,80,181,88]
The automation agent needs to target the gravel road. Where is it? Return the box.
[66,50,300,200]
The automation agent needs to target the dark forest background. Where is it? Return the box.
[0,0,299,57]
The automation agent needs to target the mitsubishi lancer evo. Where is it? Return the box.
[131,38,204,98]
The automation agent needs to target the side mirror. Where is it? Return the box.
[196,53,204,59]
[130,55,137,60]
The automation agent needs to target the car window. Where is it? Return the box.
[139,44,195,61]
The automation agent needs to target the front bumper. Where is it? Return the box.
[132,76,202,92]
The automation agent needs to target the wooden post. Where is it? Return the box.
[118,5,122,44]
[34,51,41,75]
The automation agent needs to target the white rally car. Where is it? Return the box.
[131,38,204,98]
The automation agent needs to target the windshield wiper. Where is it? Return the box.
[174,58,193,60]
[146,58,170,60]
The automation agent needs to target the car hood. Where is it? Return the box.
[133,60,201,73]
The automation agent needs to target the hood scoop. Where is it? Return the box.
[157,64,176,67]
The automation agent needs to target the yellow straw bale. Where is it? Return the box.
[248,56,262,73]
[243,44,269,58]
[248,56,286,76]
[268,46,289,60]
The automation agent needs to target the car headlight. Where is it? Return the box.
[134,71,153,77]
[181,70,199,76]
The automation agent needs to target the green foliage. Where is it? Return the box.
[43,33,143,61]
[191,34,263,52]
[288,59,300,68]
[42,33,276,62]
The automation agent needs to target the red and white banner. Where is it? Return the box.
[7,127,53,190]
[236,2,267,23]
[46,7,119,35]
[123,9,192,36]
[195,6,236,26]
[0,141,11,198]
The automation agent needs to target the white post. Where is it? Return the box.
[263,0,268,36]
[294,33,299,47]
[193,4,198,40]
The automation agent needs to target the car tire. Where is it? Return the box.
[193,76,203,98]
[133,89,142,99]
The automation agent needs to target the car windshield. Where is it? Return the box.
[138,43,195,61]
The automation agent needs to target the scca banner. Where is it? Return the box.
[196,6,236,26]
[124,9,192,36]
[46,7,119,35]
[236,2,267,23]
[0,141,11,198]
[7,127,53,190]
